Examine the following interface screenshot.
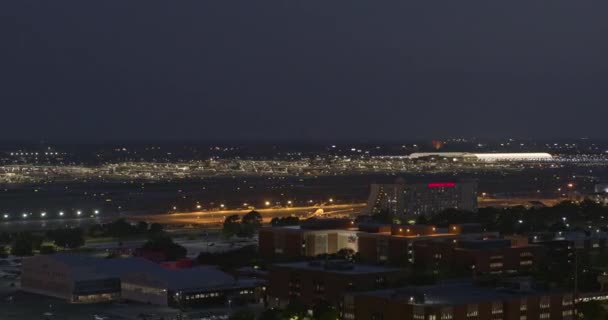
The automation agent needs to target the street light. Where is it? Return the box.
[77,210,82,216]
[41,212,46,217]
[265,201,270,206]
[59,211,64,217]
[94,210,100,215]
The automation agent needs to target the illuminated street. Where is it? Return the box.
[130,203,367,226]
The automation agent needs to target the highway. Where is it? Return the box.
[128,203,368,226]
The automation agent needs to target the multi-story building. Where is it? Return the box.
[345,279,574,320]
[267,260,407,307]
[258,218,358,259]
[415,236,547,275]
[365,179,478,218]
[21,254,261,307]
[357,223,498,265]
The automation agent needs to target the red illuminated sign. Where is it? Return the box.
[428,182,456,188]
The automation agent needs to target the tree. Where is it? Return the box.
[223,215,241,238]
[39,245,57,254]
[257,309,282,320]
[11,232,36,256]
[106,219,137,238]
[140,236,187,261]
[148,223,164,237]
[240,211,262,238]
[0,232,11,245]
[47,228,85,249]
[229,310,255,320]
[577,300,608,319]
[415,215,429,225]
[136,221,149,233]
[270,216,300,226]
[242,211,262,226]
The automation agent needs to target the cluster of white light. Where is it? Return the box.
[0,210,99,219]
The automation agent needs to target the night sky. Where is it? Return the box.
[1,1,607,142]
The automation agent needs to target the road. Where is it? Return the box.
[129,203,367,226]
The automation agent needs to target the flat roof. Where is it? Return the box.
[272,261,402,275]
[356,282,565,306]
[39,254,259,291]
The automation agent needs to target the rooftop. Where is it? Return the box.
[357,281,565,306]
[39,253,259,291]
[273,260,402,275]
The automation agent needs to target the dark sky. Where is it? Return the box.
[1,1,607,142]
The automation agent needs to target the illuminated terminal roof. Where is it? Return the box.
[409,152,553,161]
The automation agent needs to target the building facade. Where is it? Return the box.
[259,219,358,259]
[267,260,407,308]
[346,280,573,320]
[365,180,478,218]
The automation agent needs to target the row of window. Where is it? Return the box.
[185,292,220,300]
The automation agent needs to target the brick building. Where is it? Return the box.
[267,260,407,307]
[259,218,358,259]
[357,223,498,264]
[415,236,547,275]
[346,280,574,320]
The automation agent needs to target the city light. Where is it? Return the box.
[196,205,202,209]
[329,198,334,203]
[22,213,27,218]
[94,210,100,215]
[220,204,225,208]
[77,210,82,216]
[265,201,270,206]
[41,212,46,217]
[2,214,8,219]
[59,211,64,216]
